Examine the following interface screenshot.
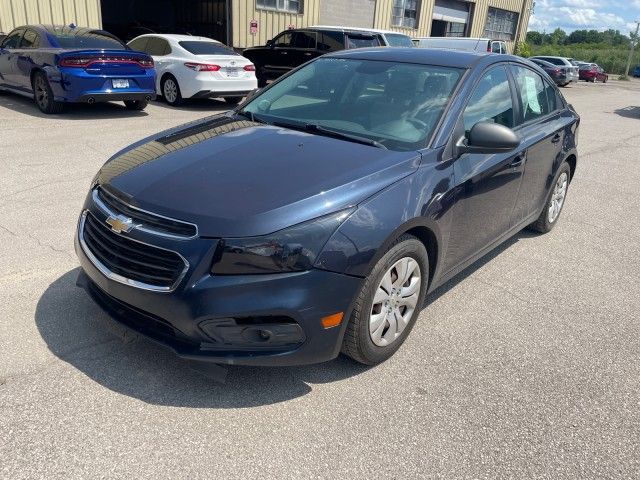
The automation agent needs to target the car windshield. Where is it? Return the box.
[385,34,414,47]
[52,31,125,49]
[239,58,463,151]
[179,41,238,55]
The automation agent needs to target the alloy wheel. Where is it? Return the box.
[369,257,421,347]
[163,78,178,103]
[35,76,48,109]
[548,172,568,223]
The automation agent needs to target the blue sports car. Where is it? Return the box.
[0,25,156,113]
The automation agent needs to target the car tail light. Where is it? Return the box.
[552,68,561,75]
[59,56,154,68]
[243,64,256,71]
[184,62,221,71]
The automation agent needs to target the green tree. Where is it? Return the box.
[549,28,567,45]
[526,31,544,45]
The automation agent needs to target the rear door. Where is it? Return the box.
[509,64,566,223]
[0,28,25,87]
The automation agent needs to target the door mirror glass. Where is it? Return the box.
[457,122,520,155]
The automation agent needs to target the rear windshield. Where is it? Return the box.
[179,41,238,56]
[385,33,414,47]
[52,31,125,49]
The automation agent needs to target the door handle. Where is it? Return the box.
[280,51,288,55]
[304,52,312,56]
[551,133,561,144]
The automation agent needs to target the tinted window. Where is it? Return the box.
[513,66,551,123]
[384,33,414,47]
[345,35,381,49]
[539,57,566,66]
[2,30,24,48]
[128,37,149,52]
[53,30,124,49]
[292,31,317,49]
[273,32,293,47]
[21,30,39,48]
[463,66,513,133]
[240,58,462,151]
[319,31,343,51]
[145,37,170,56]
[491,42,501,53]
[179,41,237,55]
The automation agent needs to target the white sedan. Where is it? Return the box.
[127,34,258,106]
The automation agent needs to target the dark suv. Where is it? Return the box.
[243,27,409,86]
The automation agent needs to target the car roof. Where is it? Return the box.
[130,33,221,43]
[311,25,410,36]
[413,37,493,41]
[327,47,493,68]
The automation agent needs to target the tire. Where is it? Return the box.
[161,75,183,106]
[342,234,429,365]
[225,96,244,105]
[528,162,572,234]
[603,77,608,83]
[32,72,64,114]
[124,99,148,111]
[256,66,268,88]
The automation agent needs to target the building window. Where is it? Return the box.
[257,0,303,14]
[391,0,420,29]
[484,7,518,41]
[446,22,465,37]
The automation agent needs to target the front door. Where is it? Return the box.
[443,65,525,273]
[0,29,25,88]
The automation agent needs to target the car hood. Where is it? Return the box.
[95,114,420,237]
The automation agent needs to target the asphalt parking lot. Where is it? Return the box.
[1,80,640,479]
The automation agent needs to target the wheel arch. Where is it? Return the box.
[565,154,577,182]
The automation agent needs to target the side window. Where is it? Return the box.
[273,32,293,47]
[128,37,149,52]
[2,29,24,49]
[543,79,557,112]
[512,66,551,123]
[319,31,343,51]
[463,66,514,133]
[21,30,39,48]
[146,37,169,56]
[491,41,501,53]
[292,31,317,49]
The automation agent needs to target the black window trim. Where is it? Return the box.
[507,62,563,130]
[1,28,26,49]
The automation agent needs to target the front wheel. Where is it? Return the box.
[342,234,428,365]
[528,162,571,234]
[32,72,64,114]
[124,99,148,111]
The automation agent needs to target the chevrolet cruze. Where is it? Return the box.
[75,48,579,366]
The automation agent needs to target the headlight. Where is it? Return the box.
[211,209,353,275]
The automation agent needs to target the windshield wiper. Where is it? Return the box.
[271,120,387,149]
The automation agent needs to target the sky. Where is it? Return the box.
[528,0,640,34]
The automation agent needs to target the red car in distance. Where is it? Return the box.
[579,64,608,83]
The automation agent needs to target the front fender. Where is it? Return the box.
[315,150,456,284]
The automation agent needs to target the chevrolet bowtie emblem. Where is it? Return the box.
[106,214,135,234]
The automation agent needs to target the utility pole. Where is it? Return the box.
[625,20,640,77]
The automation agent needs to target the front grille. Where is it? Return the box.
[81,212,187,291]
[96,187,197,238]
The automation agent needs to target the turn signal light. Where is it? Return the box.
[184,62,221,71]
[321,312,344,329]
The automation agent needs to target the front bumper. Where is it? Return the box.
[74,207,362,366]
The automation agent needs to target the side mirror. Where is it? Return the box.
[456,122,520,156]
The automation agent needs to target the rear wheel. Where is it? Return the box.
[342,234,428,365]
[124,99,148,111]
[32,72,64,114]
[224,96,244,105]
[528,162,571,234]
[161,75,183,106]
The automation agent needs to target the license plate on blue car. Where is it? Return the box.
[112,79,129,89]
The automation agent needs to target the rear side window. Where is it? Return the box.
[20,29,39,48]
[128,37,149,52]
[319,31,344,51]
[2,29,24,48]
[292,31,317,49]
[179,41,237,55]
[512,66,552,123]
[463,66,514,133]
[53,30,124,49]
[146,37,170,56]
[345,35,381,49]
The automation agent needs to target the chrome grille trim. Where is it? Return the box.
[93,187,198,240]
[78,211,189,293]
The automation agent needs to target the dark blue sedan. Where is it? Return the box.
[0,25,156,113]
[75,48,579,367]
